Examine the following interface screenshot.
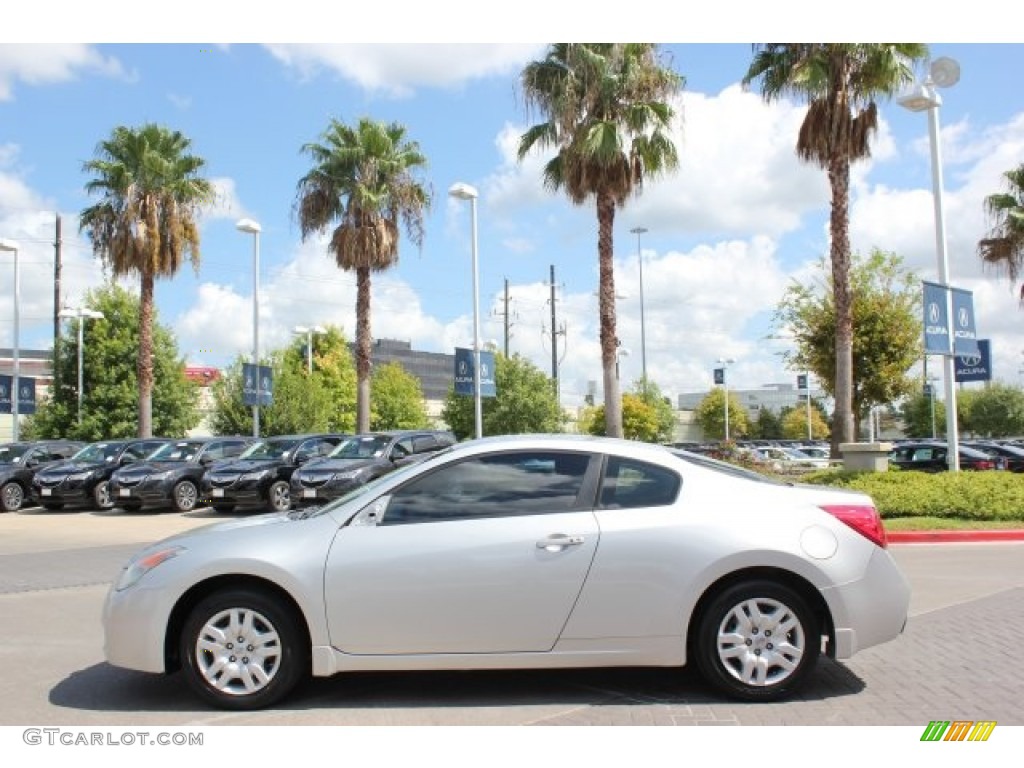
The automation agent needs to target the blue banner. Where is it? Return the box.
[0,375,35,415]
[950,287,979,357]
[922,281,950,355]
[713,368,725,385]
[797,374,808,390]
[454,348,497,398]
[242,363,273,406]
[955,339,991,383]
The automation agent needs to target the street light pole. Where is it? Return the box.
[293,325,326,375]
[0,239,19,441]
[449,182,482,440]
[630,227,649,395]
[58,307,104,425]
[717,357,736,441]
[236,219,262,438]
[900,57,961,471]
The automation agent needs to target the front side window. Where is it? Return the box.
[149,441,205,462]
[241,439,299,460]
[382,450,593,526]
[599,456,680,509]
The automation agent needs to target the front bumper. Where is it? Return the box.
[109,477,176,507]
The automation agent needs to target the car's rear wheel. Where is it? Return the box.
[92,480,114,510]
[179,588,307,710]
[1,481,25,512]
[267,481,290,512]
[694,580,818,702]
[172,480,199,513]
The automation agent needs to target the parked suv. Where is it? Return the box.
[888,441,1003,472]
[290,430,456,506]
[31,438,172,510]
[109,436,252,512]
[0,440,85,512]
[200,433,346,513]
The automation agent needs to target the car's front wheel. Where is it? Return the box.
[172,480,199,513]
[92,480,114,510]
[267,480,290,512]
[694,580,818,702]
[179,589,307,710]
[1,481,25,512]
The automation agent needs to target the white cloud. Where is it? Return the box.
[263,44,545,97]
[203,177,248,222]
[0,44,131,100]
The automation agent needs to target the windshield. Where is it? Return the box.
[329,435,392,459]
[0,444,31,464]
[72,443,123,463]
[148,441,205,462]
[240,439,299,460]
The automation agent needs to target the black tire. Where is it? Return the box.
[694,580,819,702]
[172,480,199,513]
[179,588,307,710]
[41,502,64,511]
[267,480,291,512]
[1,481,25,512]
[92,480,114,510]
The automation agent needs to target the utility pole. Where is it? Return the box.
[493,278,516,357]
[550,265,558,395]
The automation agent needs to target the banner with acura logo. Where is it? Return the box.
[454,348,497,397]
[922,281,979,357]
[0,375,36,415]
[955,339,991,383]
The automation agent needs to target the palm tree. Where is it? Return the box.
[978,163,1024,301]
[80,123,213,438]
[296,118,430,433]
[743,44,927,452]
[518,44,682,439]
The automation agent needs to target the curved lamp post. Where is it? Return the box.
[58,307,105,425]
[236,218,262,438]
[448,182,482,440]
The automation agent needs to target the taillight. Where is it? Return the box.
[975,460,994,470]
[820,504,887,548]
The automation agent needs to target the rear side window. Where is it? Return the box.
[599,457,680,509]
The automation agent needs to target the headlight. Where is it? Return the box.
[240,470,269,482]
[67,471,94,481]
[148,470,173,481]
[115,546,185,591]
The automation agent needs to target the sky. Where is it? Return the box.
[3,10,1024,415]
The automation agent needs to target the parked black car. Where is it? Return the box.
[0,440,85,512]
[31,438,171,511]
[962,441,1024,472]
[109,436,252,512]
[200,433,346,513]
[888,441,1003,472]
[290,430,456,506]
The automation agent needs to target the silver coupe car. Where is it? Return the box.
[103,434,909,710]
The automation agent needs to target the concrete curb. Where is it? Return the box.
[887,529,1024,543]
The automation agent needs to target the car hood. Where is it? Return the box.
[114,462,185,479]
[300,458,377,473]
[37,460,107,477]
[208,459,283,475]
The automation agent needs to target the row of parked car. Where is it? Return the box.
[0,430,456,514]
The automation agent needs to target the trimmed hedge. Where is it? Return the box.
[797,469,1024,521]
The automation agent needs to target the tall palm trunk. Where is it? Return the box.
[138,270,155,437]
[829,154,854,453]
[597,191,622,438]
[355,265,372,433]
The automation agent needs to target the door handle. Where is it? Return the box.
[536,534,584,551]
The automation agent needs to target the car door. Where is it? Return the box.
[324,449,600,655]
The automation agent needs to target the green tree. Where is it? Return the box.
[978,163,1024,301]
[584,393,661,442]
[296,117,431,434]
[518,44,682,439]
[80,123,213,438]
[744,43,927,453]
[773,249,922,438]
[900,388,944,438]
[751,407,783,440]
[781,405,830,440]
[210,326,358,435]
[25,284,198,440]
[441,353,564,440]
[630,377,676,443]
[371,362,431,430]
[964,384,1024,437]
[695,388,750,440]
